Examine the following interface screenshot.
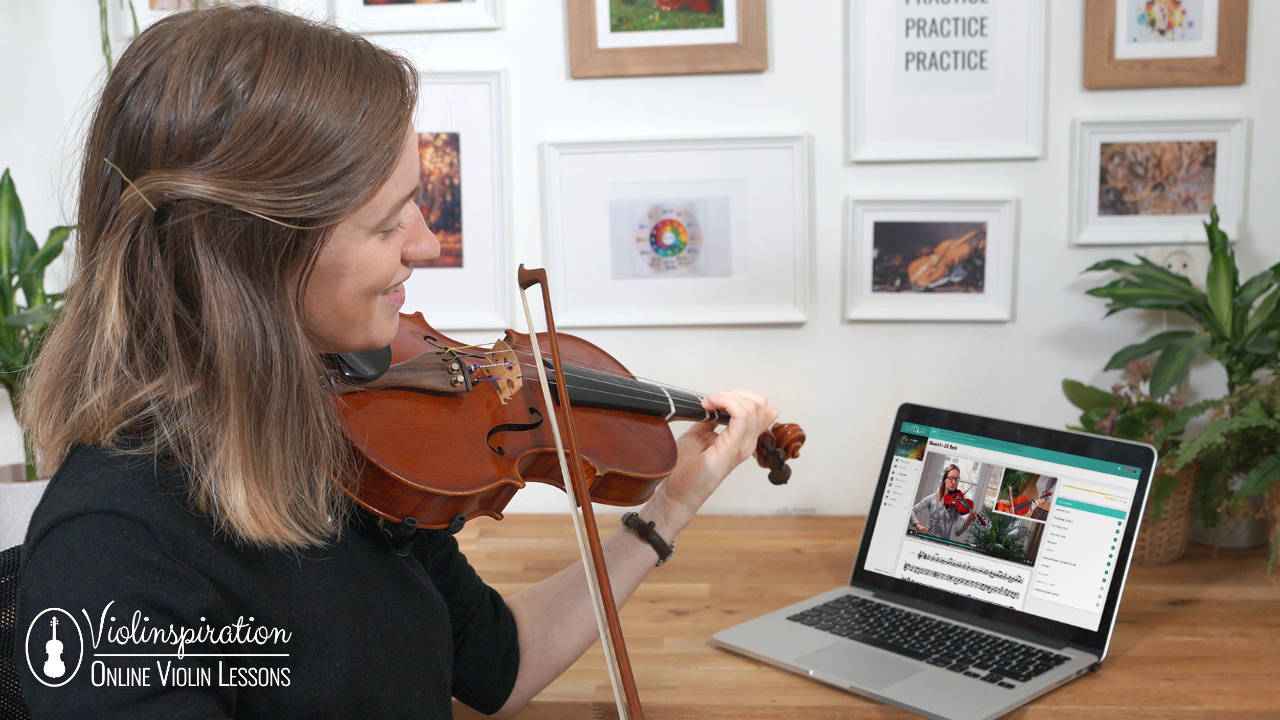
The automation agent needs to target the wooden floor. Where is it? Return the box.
[452,515,1280,719]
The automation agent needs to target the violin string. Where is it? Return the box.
[499,359,715,416]
[441,342,709,399]
[459,344,712,403]
[470,359,718,419]
[454,345,702,405]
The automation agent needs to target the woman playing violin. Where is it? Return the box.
[910,464,977,541]
[15,7,777,718]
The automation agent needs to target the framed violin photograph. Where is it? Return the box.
[541,135,810,327]
[400,71,510,330]
[566,0,767,78]
[1083,0,1248,89]
[843,196,1016,322]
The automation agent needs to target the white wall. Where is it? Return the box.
[2,1,1277,516]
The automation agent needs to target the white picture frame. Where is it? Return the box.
[541,136,810,327]
[1071,117,1247,245]
[329,0,500,33]
[844,197,1017,322]
[847,0,1046,162]
[400,71,509,330]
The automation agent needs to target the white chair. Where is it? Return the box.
[0,480,49,550]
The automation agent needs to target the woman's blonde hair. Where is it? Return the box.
[21,5,419,548]
[936,463,961,500]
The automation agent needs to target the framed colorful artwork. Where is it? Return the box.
[844,197,1017,322]
[541,136,809,327]
[399,71,509,330]
[847,0,1046,162]
[330,0,500,33]
[566,0,767,79]
[1070,117,1247,245]
[1083,0,1248,89]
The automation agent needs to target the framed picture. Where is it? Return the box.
[330,0,500,33]
[847,0,1046,162]
[541,136,809,327]
[110,0,278,38]
[400,72,509,330]
[566,0,767,79]
[844,197,1017,322]
[1070,117,1247,245]
[1083,0,1248,89]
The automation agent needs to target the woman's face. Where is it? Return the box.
[302,127,439,353]
[944,470,959,492]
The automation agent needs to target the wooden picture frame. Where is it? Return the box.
[1083,0,1248,89]
[566,0,767,79]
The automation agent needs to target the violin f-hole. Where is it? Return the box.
[485,407,544,456]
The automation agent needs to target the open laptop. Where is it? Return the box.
[713,403,1155,720]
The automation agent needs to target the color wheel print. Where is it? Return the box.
[634,204,702,273]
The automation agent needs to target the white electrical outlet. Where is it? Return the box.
[1141,245,1211,288]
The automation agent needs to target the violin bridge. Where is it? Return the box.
[487,339,522,404]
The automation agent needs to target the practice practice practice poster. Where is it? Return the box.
[850,0,1045,161]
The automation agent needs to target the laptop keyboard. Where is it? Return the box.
[787,595,1070,688]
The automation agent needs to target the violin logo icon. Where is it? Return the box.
[25,608,84,687]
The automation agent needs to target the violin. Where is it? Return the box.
[941,488,986,527]
[995,490,1053,517]
[942,488,973,515]
[330,312,805,530]
[330,267,804,720]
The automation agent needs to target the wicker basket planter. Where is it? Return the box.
[1266,483,1280,560]
[1132,466,1196,565]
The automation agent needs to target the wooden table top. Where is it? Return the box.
[453,515,1280,719]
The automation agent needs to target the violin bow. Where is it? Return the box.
[516,265,644,720]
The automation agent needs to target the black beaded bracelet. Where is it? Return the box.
[621,511,675,566]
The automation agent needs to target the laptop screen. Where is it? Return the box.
[853,405,1154,652]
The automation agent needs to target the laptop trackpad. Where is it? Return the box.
[796,643,926,690]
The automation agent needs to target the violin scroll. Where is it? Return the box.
[753,422,805,486]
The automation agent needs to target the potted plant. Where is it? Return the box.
[0,170,70,480]
[1081,207,1280,547]
[1062,361,1213,563]
[1167,373,1280,564]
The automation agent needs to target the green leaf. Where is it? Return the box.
[1245,286,1280,341]
[1079,405,1113,431]
[1236,261,1280,313]
[1083,258,1140,274]
[2,305,56,329]
[1203,208,1238,338]
[1131,255,1205,299]
[1246,333,1279,355]
[0,169,26,279]
[1150,334,1211,399]
[1103,330,1195,371]
[1173,414,1280,470]
[1062,379,1123,412]
[1237,455,1280,497]
[21,225,70,277]
[1165,397,1220,436]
